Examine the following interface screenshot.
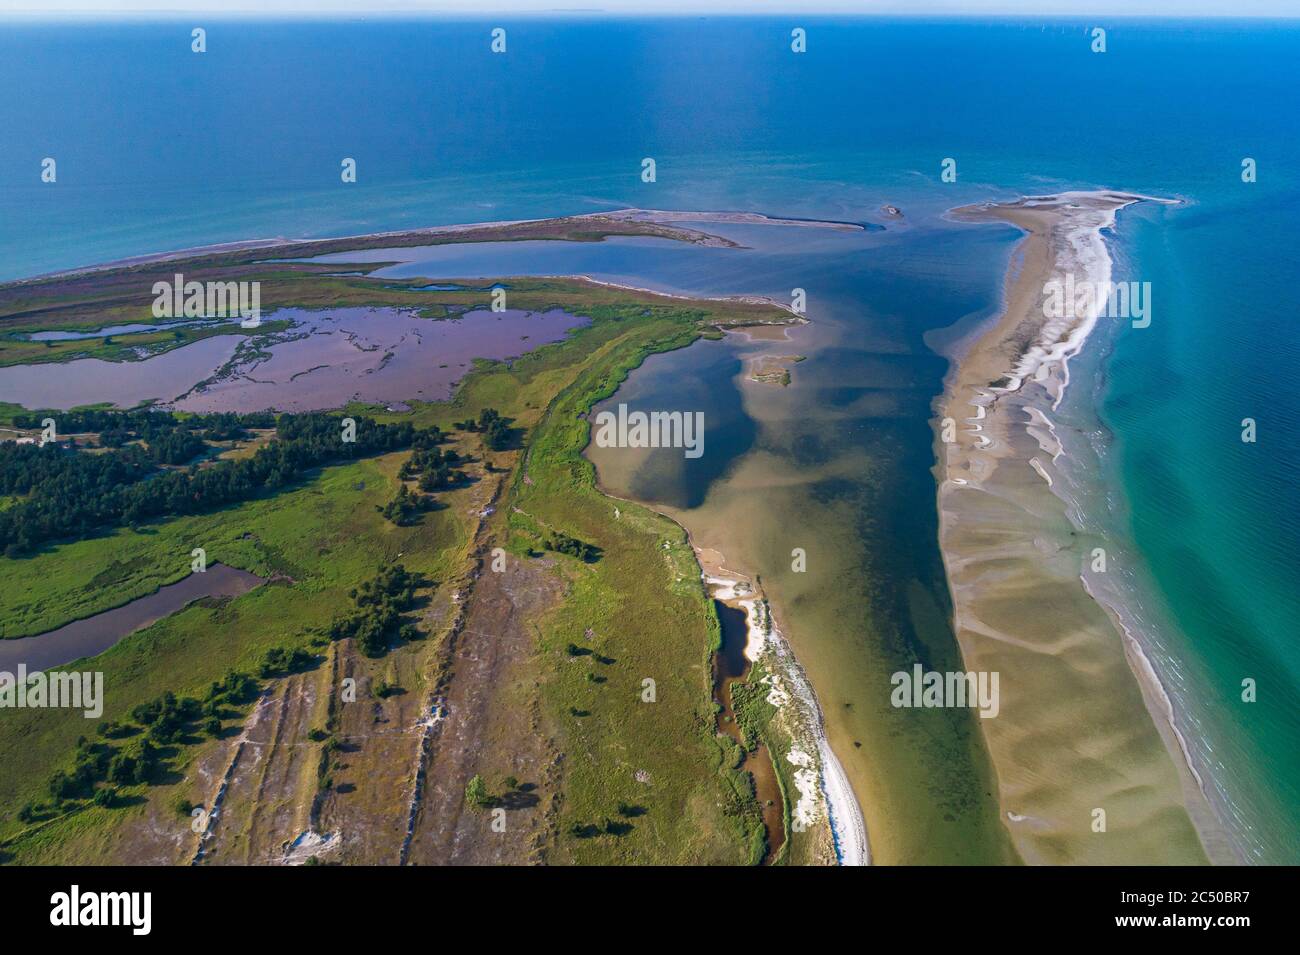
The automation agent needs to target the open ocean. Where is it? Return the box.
[2,16,1296,861]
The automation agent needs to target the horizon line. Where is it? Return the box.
[3,9,1299,18]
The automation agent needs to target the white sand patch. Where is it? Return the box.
[786,747,822,833]
[762,673,791,708]
[283,829,341,865]
[1025,405,1064,461]
[819,739,869,866]
[1029,457,1054,487]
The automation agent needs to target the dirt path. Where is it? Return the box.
[403,553,564,865]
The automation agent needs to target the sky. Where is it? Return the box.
[2,1,1298,17]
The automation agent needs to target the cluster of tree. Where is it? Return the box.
[728,677,776,752]
[95,413,264,464]
[399,444,462,489]
[411,425,445,450]
[376,483,436,526]
[569,817,634,839]
[132,691,202,745]
[544,531,599,562]
[465,774,494,809]
[0,412,428,556]
[12,408,268,434]
[327,564,423,656]
[378,428,460,525]
[206,669,259,706]
[258,645,316,678]
[143,429,207,465]
[47,738,118,803]
[23,670,262,821]
[454,408,511,451]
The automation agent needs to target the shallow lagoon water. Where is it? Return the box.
[174,306,587,413]
[0,334,243,409]
[348,221,1024,863]
[0,306,587,413]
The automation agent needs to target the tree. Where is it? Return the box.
[465,774,493,809]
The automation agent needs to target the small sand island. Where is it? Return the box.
[747,354,805,387]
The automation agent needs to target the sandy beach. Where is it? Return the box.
[935,191,1230,864]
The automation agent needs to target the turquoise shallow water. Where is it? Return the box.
[1,16,1296,860]
[1093,199,1300,862]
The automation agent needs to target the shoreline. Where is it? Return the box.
[933,189,1231,864]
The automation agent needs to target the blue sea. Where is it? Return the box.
[2,15,1297,861]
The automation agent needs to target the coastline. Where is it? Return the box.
[701,550,871,866]
[592,482,869,866]
[934,190,1232,863]
[557,274,807,322]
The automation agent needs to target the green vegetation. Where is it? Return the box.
[376,484,436,526]
[327,564,423,657]
[24,671,262,830]
[258,646,316,678]
[542,531,599,562]
[487,298,774,864]
[0,248,795,864]
[0,320,289,370]
[464,775,493,810]
[730,672,780,753]
[0,453,467,859]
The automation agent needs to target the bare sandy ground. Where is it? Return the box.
[935,191,1228,864]
[401,542,564,865]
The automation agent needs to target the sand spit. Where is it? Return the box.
[16,208,863,285]
[608,208,866,232]
[934,190,1228,864]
